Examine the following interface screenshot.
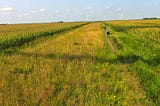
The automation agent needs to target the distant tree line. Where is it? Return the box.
[0,23,8,25]
[143,17,160,20]
[57,21,64,23]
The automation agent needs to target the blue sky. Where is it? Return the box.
[0,0,160,23]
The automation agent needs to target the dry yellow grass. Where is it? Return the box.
[0,22,155,105]
[0,23,106,105]
[0,22,84,39]
[23,23,104,56]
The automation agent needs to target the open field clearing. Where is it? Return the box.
[0,20,160,105]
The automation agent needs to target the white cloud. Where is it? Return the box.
[24,13,30,16]
[114,8,124,19]
[31,10,37,13]
[1,12,11,15]
[39,8,46,12]
[65,9,70,13]
[86,6,93,10]
[119,12,124,17]
[115,8,122,13]
[0,7,14,12]
[0,7,14,15]
[55,10,60,13]
[106,6,111,9]
[31,8,46,13]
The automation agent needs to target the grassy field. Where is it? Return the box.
[0,20,159,105]
[106,20,160,105]
[0,22,87,50]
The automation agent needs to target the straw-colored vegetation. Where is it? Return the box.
[0,22,87,50]
[0,20,159,105]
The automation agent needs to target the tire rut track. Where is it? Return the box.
[106,36,116,54]
[105,32,148,105]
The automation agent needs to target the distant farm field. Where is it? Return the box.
[0,20,160,105]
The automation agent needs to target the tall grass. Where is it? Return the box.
[0,23,88,50]
[105,19,160,32]
[106,20,160,105]
[0,23,150,105]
